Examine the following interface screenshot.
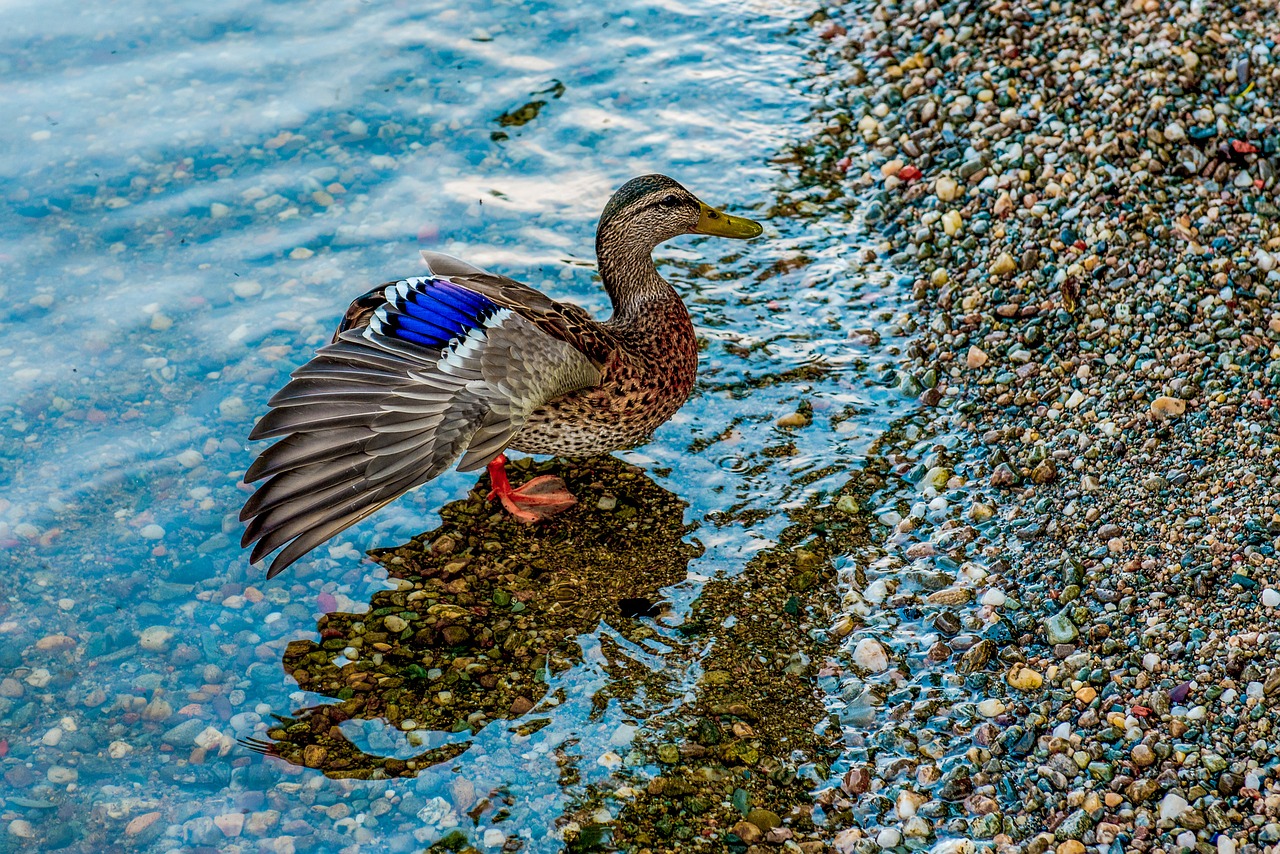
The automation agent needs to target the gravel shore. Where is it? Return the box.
[800,0,1280,851]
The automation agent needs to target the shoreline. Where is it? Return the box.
[804,0,1280,851]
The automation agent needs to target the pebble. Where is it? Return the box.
[989,252,1016,276]
[125,812,161,836]
[139,625,176,651]
[1149,396,1187,419]
[214,813,244,837]
[47,765,77,784]
[852,638,889,672]
[1263,589,1280,608]
[1159,793,1190,822]
[1006,664,1043,691]
[8,821,35,839]
[875,827,902,848]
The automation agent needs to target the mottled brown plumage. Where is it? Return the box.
[241,174,762,577]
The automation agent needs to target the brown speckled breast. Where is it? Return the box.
[509,298,697,456]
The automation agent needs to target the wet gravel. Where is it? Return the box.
[793,0,1280,851]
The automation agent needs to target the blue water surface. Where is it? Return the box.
[0,0,916,850]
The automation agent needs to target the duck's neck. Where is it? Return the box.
[596,228,676,324]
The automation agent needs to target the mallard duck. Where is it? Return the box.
[240,174,763,577]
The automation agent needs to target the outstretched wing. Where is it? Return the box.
[240,276,603,578]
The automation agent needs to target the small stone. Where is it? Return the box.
[8,820,36,839]
[1007,664,1043,691]
[140,625,176,651]
[977,698,1006,717]
[990,252,1017,276]
[125,812,162,836]
[1262,589,1280,608]
[927,587,973,606]
[1159,792,1189,822]
[1131,744,1155,766]
[852,638,890,672]
[245,811,281,835]
[777,411,809,428]
[139,523,165,540]
[876,827,902,848]
[302,744,328,767]
[732,819,757,850]
[1031,459,1058,484]
[966,346,989,368]
[745,808,781,831]
[1150,396,1187,418]
[383,615,408,633]
[214,813,245,837]
[25,668,52,688]
[935,176,961,202]
[941,210,963,236]
[1043,614,1079,645]
[47,765,77,784]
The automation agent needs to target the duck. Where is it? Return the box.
[240,174,763,578]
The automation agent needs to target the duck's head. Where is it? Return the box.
[597,174,763,253]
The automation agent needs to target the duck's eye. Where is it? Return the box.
[660,194,681,207]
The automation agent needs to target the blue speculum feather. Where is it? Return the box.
[383,278,497,348]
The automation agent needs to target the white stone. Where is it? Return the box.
[483,828,505,847]
[195,726,232,754]
[176,450,204,468]
[139,625,175,651]
[980,589,1007,607]
[976,698,1006,717]
[876,827,902,848]
[929,842,975,854]
[1159,792,1189,822]
[852,638,890,672]
[8,820,36,838]
[1142,652,1161,671]
[47,765,77,784]
[139,524,165,540]
[864,579,890,604]
[1219,834,1237,854]
[1263,588,1280,608]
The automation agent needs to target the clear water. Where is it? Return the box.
[0,1,919,850]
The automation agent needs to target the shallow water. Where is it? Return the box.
[1,1,920,850]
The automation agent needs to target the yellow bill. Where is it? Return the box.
[693,201,763,239]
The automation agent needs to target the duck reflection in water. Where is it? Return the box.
[240,456,700,781]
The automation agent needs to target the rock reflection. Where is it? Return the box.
[242,456,700,780]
